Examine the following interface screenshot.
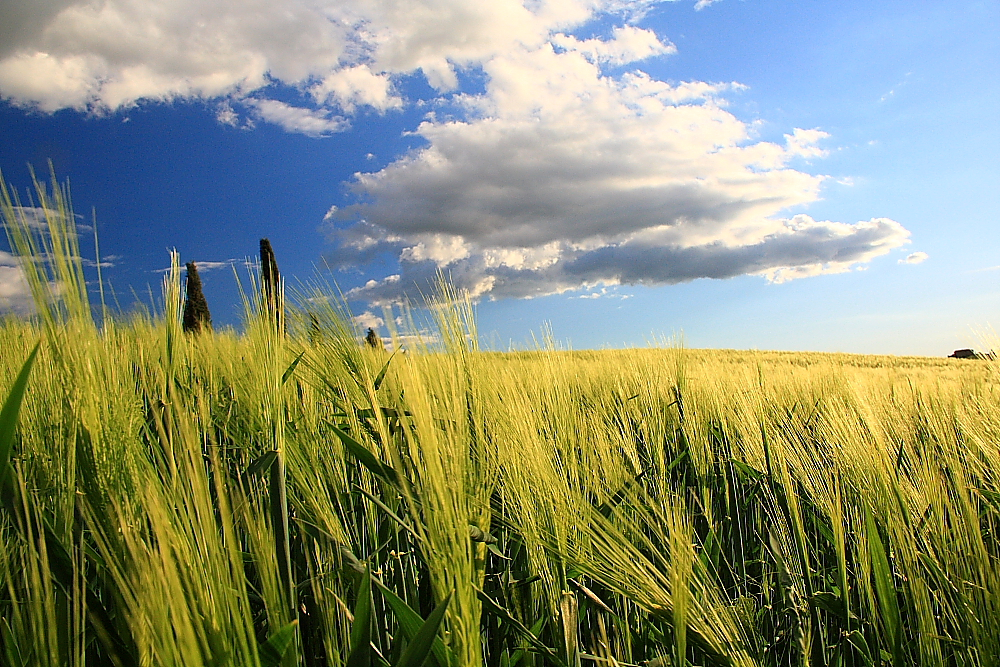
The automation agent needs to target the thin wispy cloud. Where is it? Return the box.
[898,251,928,265]
[879,73,911,103]
[154,259,238,274]
[5,205,53,229]
[247,99,347,137]
[185,260,236,272]
[1,205,86,230]
[574,288,632,299]
[967,264,1000,273]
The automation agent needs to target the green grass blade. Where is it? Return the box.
[730,459,764,481]
[244,450,278,481]
[331,424,401,487]
[477,588,567,667]
[0,617,24,667]
[347,565,374,667]
[353,484,422,543]
[281,351,305,386]
[394,591,452,667]
[373,348,399,392]
[864,503,902,666]
[810,592,847,622]
[0,342,39,491]
[268,451,297,662]
[844,630,875,667]
[375,581,456,667]
[259,621,299,667]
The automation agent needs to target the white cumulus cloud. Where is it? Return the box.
[310,65,402,113]
[215,103,239,127]
[328,43,911,304]
[784,128,830,159]
[247,99,347,137]
[0,251,34,315]
[552,26,676,65]
[352,310,385,331]
[0,0,698,123]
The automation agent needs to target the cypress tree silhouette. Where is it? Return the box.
[260,238,283,332]
[365,327,384,350]
[182,261,212,334]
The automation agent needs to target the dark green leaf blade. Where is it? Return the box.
[331,425,400,487]
[259,621,298,667]
[373,349,399,392]
[244,450,278,481]
[394,591,452,667]
[282,351,305,386]
[0,342,40,490]
[476,588,567,667]
[375,581,455,667]
[864,503,902,666]
[347,565,374,667]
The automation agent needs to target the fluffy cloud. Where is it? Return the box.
[0,0,674,116]
[330,44,910,303]
[784,128,830,159]
[353,310,385,331]
[0,0,339,111]
[552,26,676,65]
[310,66,402,113]
[343,215,910,304]
[337,48,798,248]
[247,99,347,137]
[215,103,239,127]
[0,251,33,315]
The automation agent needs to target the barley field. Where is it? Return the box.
[2,176,1000,667]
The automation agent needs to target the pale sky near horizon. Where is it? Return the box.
[1,0,997,355]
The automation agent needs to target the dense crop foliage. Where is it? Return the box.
[2,173,1000,666]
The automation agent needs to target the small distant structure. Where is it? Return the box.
[365,328,384,351]
[949,349,996,360]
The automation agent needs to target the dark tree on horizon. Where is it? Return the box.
[365,327,384,350]
[260,238,283,333]
[182,261,212,334]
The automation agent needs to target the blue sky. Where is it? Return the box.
[1,0,997,354]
